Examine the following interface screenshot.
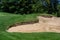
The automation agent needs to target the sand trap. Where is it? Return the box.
[7,16,60,33]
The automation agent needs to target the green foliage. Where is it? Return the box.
[0,0,30,14]
[45,0,50,4]
[0,0,59,17]
[0,0,44,14]
[57,5,60,17]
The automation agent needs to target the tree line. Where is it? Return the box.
[0,0,60,16]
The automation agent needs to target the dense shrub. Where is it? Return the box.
[0,0,44,14]
[0,0,60,17]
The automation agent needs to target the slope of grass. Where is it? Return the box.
[0,12,60,40]
[0,12,38,31]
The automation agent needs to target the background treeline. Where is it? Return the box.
[0,0,60,15]
[0,0,44,14]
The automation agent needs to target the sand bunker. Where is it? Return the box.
[7,16,60,33]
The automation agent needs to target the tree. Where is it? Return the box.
[45,0,59,16]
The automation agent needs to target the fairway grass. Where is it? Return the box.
[0,12,60,40]
[0,32,60,40]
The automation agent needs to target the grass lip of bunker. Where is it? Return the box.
[8,14,53,30]
[8,19,39,29]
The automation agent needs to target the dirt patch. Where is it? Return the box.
[7,16,60,33]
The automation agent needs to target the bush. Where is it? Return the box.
[0,0,44,14]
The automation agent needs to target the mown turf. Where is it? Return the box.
[0,32,60,40]
[0,12,38,31]
[0,12,60,40]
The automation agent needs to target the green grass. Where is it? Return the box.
[0,12,38,31]
[0,32,60,40]
[0,12,60,40]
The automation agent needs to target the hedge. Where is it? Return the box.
[0,0,44,14]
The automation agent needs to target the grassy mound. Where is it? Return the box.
[0,12,38,31]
